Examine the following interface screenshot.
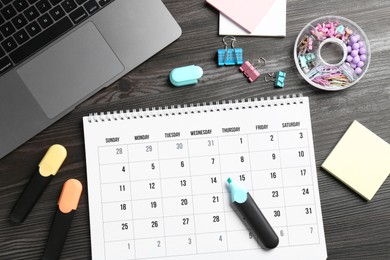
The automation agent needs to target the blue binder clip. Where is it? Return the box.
[265,71,286,88]
[274,71,286,88]
[218,36,243,66]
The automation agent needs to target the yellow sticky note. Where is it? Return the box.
[322,120,390,200]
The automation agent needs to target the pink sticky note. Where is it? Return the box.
[206,0,277,33]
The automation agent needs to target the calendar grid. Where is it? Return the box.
[243,133,261,247]
[99,167,312,187]
[98,216,317,233]
[217,136,231,252]
[84,96,327,259]
[275,131,291,246]
[97,130,322,258]
[98,147,109,260]
[155,142,168,257]
[185,139,199,255]
[306,133,322,245]
[97,145,312,165]
[125,144,136,259]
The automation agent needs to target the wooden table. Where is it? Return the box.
[1,0,390,259]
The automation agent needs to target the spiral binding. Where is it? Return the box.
[87,94,304,123]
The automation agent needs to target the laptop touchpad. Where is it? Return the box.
[18,22,124,119]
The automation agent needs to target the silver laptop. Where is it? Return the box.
[0,0,181,159]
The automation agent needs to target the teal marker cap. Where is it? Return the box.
[227,178,247,203]
[169,65,203,87]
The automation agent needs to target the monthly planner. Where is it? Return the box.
[83,95,327,260]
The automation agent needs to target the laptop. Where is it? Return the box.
[0,0,182,159]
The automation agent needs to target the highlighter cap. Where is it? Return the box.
[227,178,247,203]
[39,144,67,177]
[169,65,203,87]
[58,179,83,214]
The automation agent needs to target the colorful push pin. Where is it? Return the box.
[336,24,345,35]
[42,179,83,260]
[307,36,313,51]
[9,144,67,223]
[239,58,266,83]
[169,65,203,87]
[217,36,243,66]
[227,178,279,249]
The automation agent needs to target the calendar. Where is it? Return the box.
[82,95,327,260]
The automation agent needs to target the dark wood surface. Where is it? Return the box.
[1,0,390,259]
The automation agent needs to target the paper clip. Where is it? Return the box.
[239,58,266,82]
[217,36,243,66]
[265,71,286,88]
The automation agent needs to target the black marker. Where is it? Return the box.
[227,178,279,249]
[10,144,67,223]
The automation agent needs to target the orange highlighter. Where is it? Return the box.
[42,179,82,260]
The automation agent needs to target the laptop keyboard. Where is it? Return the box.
[0,0,114,76]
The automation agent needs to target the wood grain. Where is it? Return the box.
[1,0,390,259]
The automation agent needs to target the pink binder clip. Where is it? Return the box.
[239,58,266,82]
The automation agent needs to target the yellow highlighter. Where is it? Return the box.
[42,179,83,260]
[9,144,67,223]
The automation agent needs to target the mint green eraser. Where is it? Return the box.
[169,65,203,87]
